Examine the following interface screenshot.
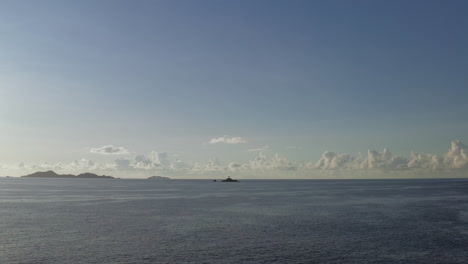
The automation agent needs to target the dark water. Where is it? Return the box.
[0,178,467,264]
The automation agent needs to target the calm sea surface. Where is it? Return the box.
[0,178,467,264]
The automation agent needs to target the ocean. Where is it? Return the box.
[0,178,467,264]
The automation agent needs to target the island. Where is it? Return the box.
[221,176,239,182]
[147,175,170,180]
[21,170,114,179]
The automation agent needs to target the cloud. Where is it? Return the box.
[359,148,408,169]
[407,153,443,169]
[90,145,129,155]
[314,152,352,169]
[246,153,297,171]
[3,140,468,179]
[408,140,468,169]
[149,152,170,167]
[192,158,224,173]
[248,145,269,152]
[6,159,114,174]
[109,151,193,173]
[209,137,247,144]
[443,140,468,169]
[313,140,468,172]
[69,159,96,170]
[190,153,298,177]
[314,147,408,170]
[7,153,180,174]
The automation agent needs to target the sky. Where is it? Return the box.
[1,0,468,178]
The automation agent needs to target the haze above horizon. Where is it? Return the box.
[1,0,467,178]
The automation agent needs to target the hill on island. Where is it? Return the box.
[147,175,170,180]
[22,171,114,179]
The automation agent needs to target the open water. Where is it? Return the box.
[0,178,467,264]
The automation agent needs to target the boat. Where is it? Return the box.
[221,176,239,182]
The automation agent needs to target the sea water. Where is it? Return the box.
[0,178,467,264]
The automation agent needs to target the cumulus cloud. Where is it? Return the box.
[444,140,468,169]
[189,153,298,176]
[1,152,190,176]
[4,140,468,179]
[69,159,96,170]
[314,148,407,170]
[313,140,468,172]
[0,151,299,178]
[29,162,63,171]
[408,140,468,169]
[111,152,192,173]
[7,159,114,174]
[209,137,247,144]
[149,152,171,167]
[247,153,297,171]
[359,148,408,169]
[90,145,129,155]
[407,153,443,169]
[314,152,352,169]
[192,158,224,173]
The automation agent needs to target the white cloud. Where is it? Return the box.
[359,148,408,169]
[443,140,468,169]
[313,140,468,172]
[109,152,193,174]
[3,140,468,179]
[190,153,297,177]
[314,148,407,170]
[314,152,352,169]
[246,153,297,171]
[408,140,468,169]
[30,162,63,171]
[69,159,96,170]
[248,145,269,152]
[209,136,247,144]
[192,158,224,173]
[269,153,297,171]
[149,152,170,167]
[90,145,129,155]
[407,153,443,169]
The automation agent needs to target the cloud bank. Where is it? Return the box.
[2,140,468,179]
[313,140,468,171]
[90,145,129,155]
[408,140,468,169]
[209,137,247,144]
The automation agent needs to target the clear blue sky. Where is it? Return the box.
[1,0,467,177]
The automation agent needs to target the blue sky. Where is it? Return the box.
[1,0,467,178]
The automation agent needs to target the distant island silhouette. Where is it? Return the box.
[147,176,170,180]
[21,170,114,179]
[221,176,239,182]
